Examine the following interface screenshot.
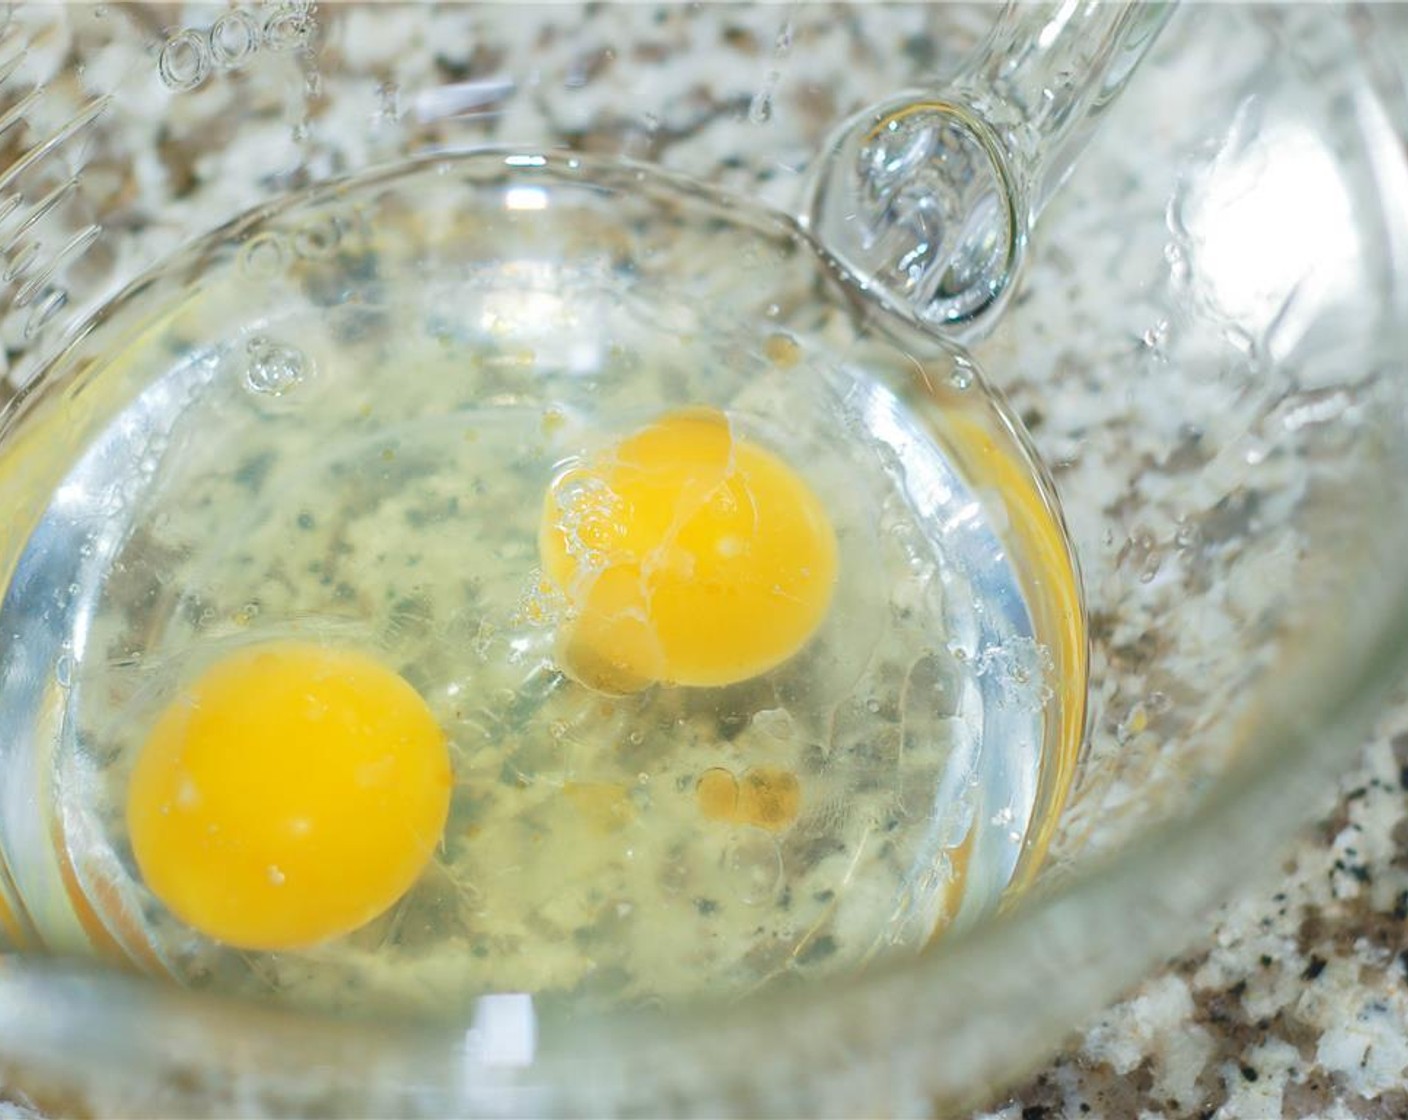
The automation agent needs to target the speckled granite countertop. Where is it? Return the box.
[973,698,1408,1120]
[1,3,1405,1117]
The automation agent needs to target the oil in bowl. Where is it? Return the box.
[0,153,1084,1019]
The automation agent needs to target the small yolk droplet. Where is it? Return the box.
[125,641,452,951]
[696,766,801,832]
[539,408,838,692]
[695,768,740,821]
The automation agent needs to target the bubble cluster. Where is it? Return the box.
[243,336,311,397]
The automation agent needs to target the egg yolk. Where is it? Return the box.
[696,766,801,831]
[540,408,838,692]
[125,641,452,951]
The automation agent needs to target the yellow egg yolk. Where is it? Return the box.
[539,408,838,692]
[125,641,452,951]
[696,766,802,831]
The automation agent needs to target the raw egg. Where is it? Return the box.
[125,641,451,951]
[539,408,838,692]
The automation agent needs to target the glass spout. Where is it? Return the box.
[805,1,1177,339]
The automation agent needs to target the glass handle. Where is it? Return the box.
[804,1,1177,339]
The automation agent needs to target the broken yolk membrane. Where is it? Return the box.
[125,641,452,951]
[539,408,838,692]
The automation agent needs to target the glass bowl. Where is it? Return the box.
[0,3,1405,1116]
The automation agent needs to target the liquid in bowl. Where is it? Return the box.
[0,154,1085,1018]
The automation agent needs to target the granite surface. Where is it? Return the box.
[972,698,1408,1120]
[1,3,1406,1117]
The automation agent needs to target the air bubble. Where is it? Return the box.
[159,29,209,91]
[551,471,625,568]
[263,4,315,52]
[974,637,1053,711]
[293,215,341,260]
[950,364,974,391]
[54,655,72,688]
[1125,530,1160,583]
[515,572,564,627]
[209,9,259,68]
[1140,318,1170,353]
[244,336,311,396]
[747,87,774,125]
[267,866,286,886]
[240,234,286,280]
[750,707,794,741]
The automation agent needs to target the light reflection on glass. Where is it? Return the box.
[504,186,549,212]
[478,261,602,375]
[1183,120,1361,361]
[464,992,537,1068]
